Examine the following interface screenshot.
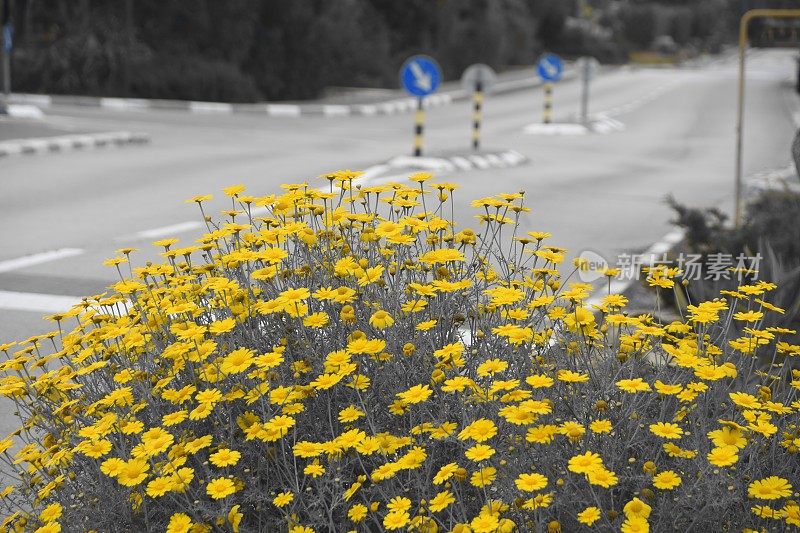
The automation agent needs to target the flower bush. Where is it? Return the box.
[0,172,799,532]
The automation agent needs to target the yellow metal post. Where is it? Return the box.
[543,83,553,124]
[472,81,483,150]
[413,97,424,157]
[736,9,800,228]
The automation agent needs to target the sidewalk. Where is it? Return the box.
[8,64,578,118]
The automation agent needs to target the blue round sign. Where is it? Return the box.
[400,55,442,97]
[537,53,563,82]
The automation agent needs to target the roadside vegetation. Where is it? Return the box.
[0,174,798,532]
[8,0,734,102]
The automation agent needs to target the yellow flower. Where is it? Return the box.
[470,466,497,487]
[39,502,63,522]
[652,470,682,490]
[419,248,465,265]
[577,506,601,526]
[208,318,236,335]
[476,358,509,377]
[470,513,500,533]
[526,424,559,444]
[708,427,747,449]
[567,451,603,474]
[433,463,460,484]
[617,378,651,393]
[273,491,294,507]
[387,496,412,513]
[220,348,255,375]
[590,419,612,433]
[397,384,432,405]
[557,369,589,383]
[429,490,455,512]
[228,505,243,533]
[338,405,365,423]
[623,497,652,519]
[303,312,330,328]
[620,516,649,533]
[145,476,174,498]
[515,472,549,492]
[34,525,61,533]
[458,419,498,442]
[465,444,496,462]
[303,462,325,477]
[209,448,241,468]
[649,422,683,440]
[706,446,739,467]
[748,476,793,500]
[383,511,411,530]
[141,427,174,456]
[525,374,554,388]
[206,477,237,499]
[369,310,394,329]
[166,513,193,533]
[117,458,150,487]
[587,468,618,488]
[348,503,368,522]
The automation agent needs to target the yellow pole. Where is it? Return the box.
[413,97,424,157]
[543,83,553,124]
[472,81,483,150]
[736,9,800,228]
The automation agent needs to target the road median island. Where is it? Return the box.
[0,131,149,158]
[1,172,797,531]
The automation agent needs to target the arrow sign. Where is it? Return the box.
[409,61,432,92]
[537,53,563,82]
[400,55,441,97]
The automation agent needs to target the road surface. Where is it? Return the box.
[0,50,797,435]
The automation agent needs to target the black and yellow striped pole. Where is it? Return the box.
[543,83,553,124]
[472,81,483,151]
[413,97,424,157]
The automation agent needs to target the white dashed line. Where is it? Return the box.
[131,221,204,240]
[0,248,84,273]
[0,290,82,313]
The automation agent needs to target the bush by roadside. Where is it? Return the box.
[0,175,798,531]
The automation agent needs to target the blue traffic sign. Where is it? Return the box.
[537,53,563,82]
[400,55,442,97]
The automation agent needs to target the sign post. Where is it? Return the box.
[735,9,800,228]
[578,57,599,126]
[0,0,11,114]
[400,55,442,157]
[537,53,563,124]
[460,64,496,151]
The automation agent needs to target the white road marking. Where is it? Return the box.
[467,155,491,169]
[523,123,589,135]
[189,101,234,113]
[584,228,687,309]
[0,290,82,313]
[132,221,203,240]
[450,156,473,170]
[265,104,301,117]
[7,104,44,119]
[322,105,350,117]
[0,248,84,273]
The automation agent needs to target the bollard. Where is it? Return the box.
[413,98,424,157]
[472,81,483,151]
[543,83,553,124]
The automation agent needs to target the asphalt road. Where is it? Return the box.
[0,48,798,397]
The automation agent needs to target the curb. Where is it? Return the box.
[0,131,150,158]
[8,67,577,118]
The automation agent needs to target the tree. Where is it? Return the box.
[620,5,657,49]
